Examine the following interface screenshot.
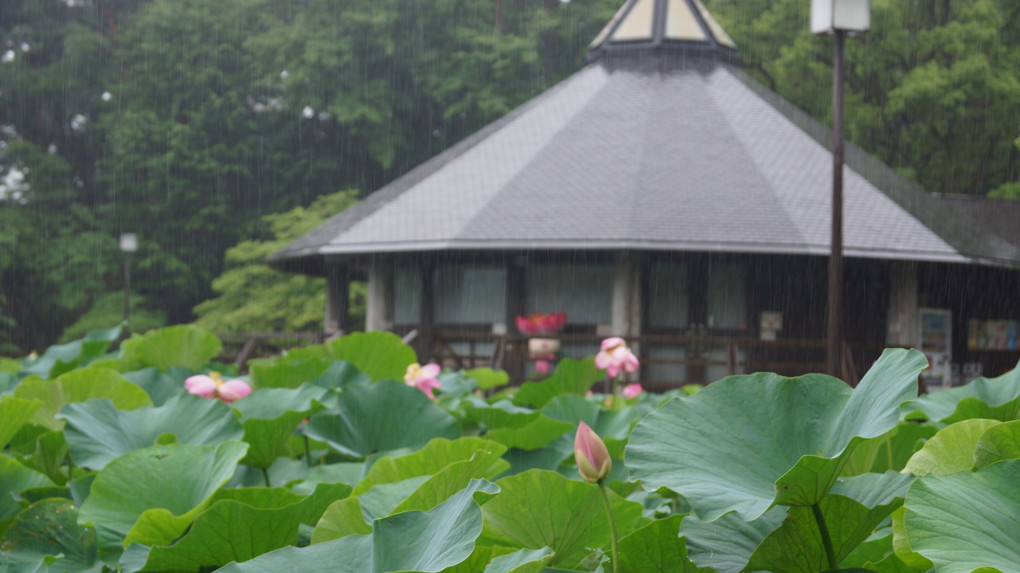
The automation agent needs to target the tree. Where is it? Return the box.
[193,190,364,333]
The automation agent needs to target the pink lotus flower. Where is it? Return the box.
[405,362,442,399]
[595,337,639,378]
[185,372,252,404]
[574,421,612,483]
[622,383,643,399]
[516,312,567,335]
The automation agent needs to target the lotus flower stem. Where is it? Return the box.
[304,435,312,466]
[261,467,271,488]
[598,480,620,573]
[811,503,837,570]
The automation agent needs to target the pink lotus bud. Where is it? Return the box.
[574,421,612,483]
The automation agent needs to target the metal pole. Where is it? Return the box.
[123,252,132,333]
[827,29,845,379]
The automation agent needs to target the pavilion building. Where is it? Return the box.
[270,0,1020,388]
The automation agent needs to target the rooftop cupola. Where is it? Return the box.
[587,0,739,64]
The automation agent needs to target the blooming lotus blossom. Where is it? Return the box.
[595,337,640,378]
[574,421,612,483]
[516,311,567,335]
[405,362,442,399]
[621,383,643,399]
[185,372,252,404]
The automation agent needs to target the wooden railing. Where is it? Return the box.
[419,330,885,388]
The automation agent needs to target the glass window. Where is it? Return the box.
[644,345,687,383]
[707,261,747,330]
[647,261,690,328]
[705,345,745,383]
[433,264,506,324]
[665,0,706,40]
[393,265,421,325]
[613,0,655,41]
[525,263,613,325]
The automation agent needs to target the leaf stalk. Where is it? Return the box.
[812,502,838,570]
[598,480,620,573]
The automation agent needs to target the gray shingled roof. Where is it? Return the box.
[271,0,1020,273]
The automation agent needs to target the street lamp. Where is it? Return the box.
[120,233,138,333]
[811,0,870,379]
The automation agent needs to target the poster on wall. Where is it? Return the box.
[919,308,952,389]
[967,319,1019,351]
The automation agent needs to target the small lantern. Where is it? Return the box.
[119,233,138,253]
[811,0,870,35]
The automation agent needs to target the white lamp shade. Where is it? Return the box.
[811,0,870,34]
[120,233,138,253]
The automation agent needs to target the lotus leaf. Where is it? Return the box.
[904,458,1020,573]
[301,380,459,458]
[627,348,925,520]
[60,393,243,470]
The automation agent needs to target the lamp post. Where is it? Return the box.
[811,0,870,379]
[119,233,138,333]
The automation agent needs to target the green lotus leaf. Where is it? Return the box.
[904,458,1020,573]
[747,473,911,573]
[0,455,54,526]
[627,348,925,520]
[391,449,510,514]
[484,416,574,451]
[131,482,349,571]
[903,365,1020,424]
[464,367,510,391]
[483,547,555,573]
[117,325,222,372]
[0,498,98,572]
[616,515,708,572]
[512,358,602,408]
[19,326,121,380]
[218,479,498,573]
[543,394,640,440]
[354,437,504,495]
[973,419,1020,470]
[122,367,192,406]
[903,418,1001,476]
[60,393,244,471]
[891,506,933,571]
[842,421,937,476]
[77,441,248,553]
[481,469,645,569]
[14,368,152,431]
[231,385,328,469]
[249,356,331,389]
[20,430,70,485]
[502,435,576,476]
[680,506,788,573]
[464,399,540,429]
[0,396,42,448]
[323,331,417,382]
[301,380,459,458]
[308,360,373,390]
[311,496,373,543]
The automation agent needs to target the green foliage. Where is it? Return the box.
[3,329,1020,570]
[705,0,1020,197]
[194,190,364,333]
[60,292,167,343]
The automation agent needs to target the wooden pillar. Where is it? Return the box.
[324,258,350,335]
[886,260,918,347]
[365,257,393,332]
[611,251,643,379]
